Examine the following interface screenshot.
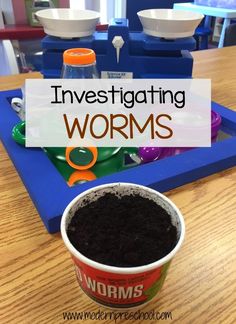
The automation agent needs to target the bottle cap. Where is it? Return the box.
[63,48,96,65]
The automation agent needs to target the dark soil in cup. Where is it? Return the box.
[67,193,177,267]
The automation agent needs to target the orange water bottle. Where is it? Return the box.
[62,48,99,171]
[61,48,99,79]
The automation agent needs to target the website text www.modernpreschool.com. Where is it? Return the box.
[62,309,173,322]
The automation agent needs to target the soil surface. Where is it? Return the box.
[67,193,177,267]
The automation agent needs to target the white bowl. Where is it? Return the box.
[35,8,100,38]
[137,9,204,39]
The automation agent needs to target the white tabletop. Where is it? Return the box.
[173,3,236,18]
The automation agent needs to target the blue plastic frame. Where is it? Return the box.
[0,89,236,233]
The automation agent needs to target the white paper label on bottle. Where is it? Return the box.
[101,71,133,79]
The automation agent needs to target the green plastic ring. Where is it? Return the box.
[12,121,26,146]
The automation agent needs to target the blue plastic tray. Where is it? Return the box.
[0,89,236,233]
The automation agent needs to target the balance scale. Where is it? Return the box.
[0,16,235,233]
[41,18,195,79]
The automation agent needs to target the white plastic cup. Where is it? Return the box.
[61,183,185,308]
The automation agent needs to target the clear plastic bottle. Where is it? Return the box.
[60,48,99,173]
[61,48,99,79]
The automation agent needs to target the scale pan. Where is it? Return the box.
[137,9,204,39]
[36,8,100,39]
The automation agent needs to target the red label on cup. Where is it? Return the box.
[72,255,170,308]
